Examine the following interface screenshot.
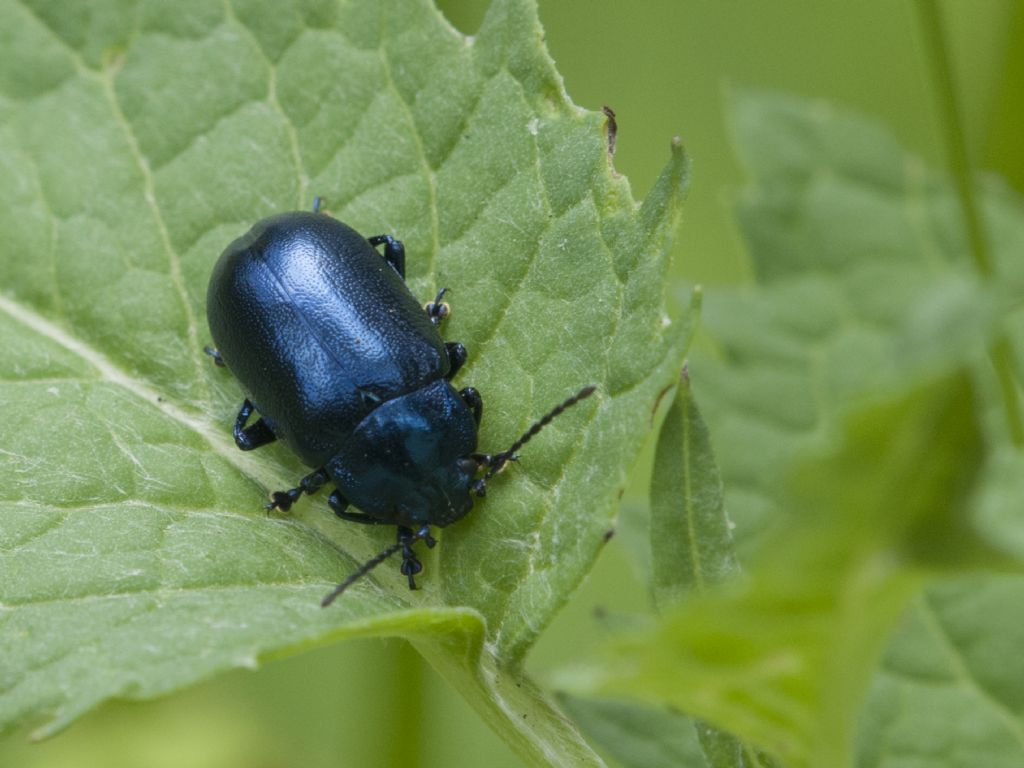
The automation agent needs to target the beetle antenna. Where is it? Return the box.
[321,541,403,606]
[474,385,596,494]
[321,528,433,607]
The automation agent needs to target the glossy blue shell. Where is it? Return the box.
[208,212,450,465]
[207,211,477,527]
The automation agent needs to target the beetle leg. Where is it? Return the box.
[328,491,387,524]
[333,510,387,525]
[466,450,519,497]
[445,342,468,378]
[397,525,430,589]
[425,287,450,325]
[203,345,226,367]
[367,234,406,279]
[328,489,350,518]
[233,399,277,451]
[267,467,330,512]
[459,387,483,425]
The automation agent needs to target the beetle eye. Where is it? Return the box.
[457,458,478,476]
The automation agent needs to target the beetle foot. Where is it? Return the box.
[396,525,433,589]
[266,469,329,514]
[266,488,301,512]
[400,556,423,589]
[425,287,450,325]
[203,345,226,367]
[400,557,423,575]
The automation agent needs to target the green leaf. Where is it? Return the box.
[682,90,1024,766]
[0,0,689,762]
[557,691,780,768]
[564,299,759,768]
[559,89,1024,768]
[570,371,987,768]
[859,575,1024,768]
[649,360,738,610]
[556,693,708,768]
[696,90,1022,553]
[648,366,755,767]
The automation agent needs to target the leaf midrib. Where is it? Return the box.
[0,293,271,489]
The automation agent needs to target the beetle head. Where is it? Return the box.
[321,384,596,605]
[326,380,478,528]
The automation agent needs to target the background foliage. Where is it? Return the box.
[2,1,1023,766]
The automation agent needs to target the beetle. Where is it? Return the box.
[205,200,594,605]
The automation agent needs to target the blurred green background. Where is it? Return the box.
[3,1,1020,766]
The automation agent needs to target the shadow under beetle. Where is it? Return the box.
[205,199,595,605]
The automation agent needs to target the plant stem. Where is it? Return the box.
[915,0,1024,446]
[914,1,990,275]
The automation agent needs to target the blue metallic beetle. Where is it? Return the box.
[206,201,593,604]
